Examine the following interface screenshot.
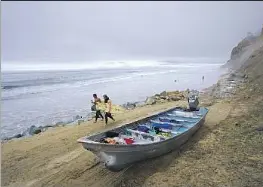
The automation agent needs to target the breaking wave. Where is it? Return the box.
[2,57,226,72]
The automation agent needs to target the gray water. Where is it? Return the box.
[1,62,225,139]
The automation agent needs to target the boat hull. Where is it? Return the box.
[80,115,206,171]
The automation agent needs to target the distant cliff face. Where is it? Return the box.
[222,26,263,70]
[230,38,255,61]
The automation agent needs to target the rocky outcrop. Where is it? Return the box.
[216,26,263,100]
[224,39,263,70]
[28,125,42,135]
[121,101,148,110]
[203,72,248,99]
[121,102,137,110]
[145,90,187,105]
[122,90,189,109]
[222,26,263,70]
[204,29,263,100]
[3,133,23,141]
[230,39,253,61]
[2,120,74,141]
[145,97,157,105]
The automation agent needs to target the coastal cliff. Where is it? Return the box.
[203,26,263,100]
[222,25,263,70]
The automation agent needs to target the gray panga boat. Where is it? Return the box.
[77,104,208,172]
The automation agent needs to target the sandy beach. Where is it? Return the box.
[0,96,223,186]
[2,101,189,187]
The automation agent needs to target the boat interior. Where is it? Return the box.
[86,107,208,145]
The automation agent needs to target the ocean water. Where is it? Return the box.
[1,60,225,139]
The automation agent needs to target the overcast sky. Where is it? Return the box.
[2,1,263,63]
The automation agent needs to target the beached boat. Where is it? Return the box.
[77,107,208,171]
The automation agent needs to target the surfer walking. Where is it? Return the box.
[91,94,104,123]
[103,94,115,125]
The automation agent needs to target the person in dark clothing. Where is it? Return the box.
[92,94,104,123]
[103,94,115,125]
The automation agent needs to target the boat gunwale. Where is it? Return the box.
[77,107,208,147]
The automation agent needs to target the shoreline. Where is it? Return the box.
[1,70,232,142]
[1,88,199,142]
[1,63,224,141]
